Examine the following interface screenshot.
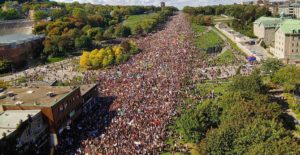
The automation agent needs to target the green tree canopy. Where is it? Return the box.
[261,58,284,75]
[272,65,300,92]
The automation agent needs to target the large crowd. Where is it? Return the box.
[0,57,83,84]
[56,13,201,154]
[0,12,256,154]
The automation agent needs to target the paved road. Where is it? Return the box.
[57,13,201,154]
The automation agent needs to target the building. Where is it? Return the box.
[272,19,300,63]
[256,0,269,6]
[0,20,45,67]
[278,2,300,19]
[254,16,300,64]
[0,110,48,155]
[161,2,165,8]
[0,86,83,146]
[80,84,99,114]
[269,2,279,15]
[253,17,283,45]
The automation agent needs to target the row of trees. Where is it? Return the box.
[0,8,22,20]
[0,59,11,74]
[183,5,271,37]
[189,15,212,26]
[176,67,300,154]
[131,8,178,35]
[79,40,138,69]
[261,58,300,93]
[0,1,55,20]
[31,2,176,58]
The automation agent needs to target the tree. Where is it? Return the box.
[261,58,283,75]
[0,80,8,89]
[228,71,264,98]
[203,16,212,26]
[0,9,21,20]
[199,122,239,155]
[34,10,49,21]
[75,35,92,49]
[133,25,144,35]
[177,100,221,143]
[0,59,11,74]
[232,119,291,154]
[246,137,300,154]
[72,8,87,21]
[50,9,65,20]
[79,51,90,68]
[114,25,131,37]
[87,15,105,27]
[272,65,300,92]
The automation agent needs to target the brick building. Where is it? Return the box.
[0,86,83,146]
[80,84,98,114]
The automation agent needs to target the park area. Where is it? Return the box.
[192,24,224,51]
[124,13,158,32]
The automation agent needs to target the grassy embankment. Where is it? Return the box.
[124,13,158,34]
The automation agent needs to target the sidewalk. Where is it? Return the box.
[215,23,272,62]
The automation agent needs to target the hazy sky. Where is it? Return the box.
[52,0,286,9]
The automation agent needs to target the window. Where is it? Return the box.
[59,105,64,112]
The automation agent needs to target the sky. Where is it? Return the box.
[52,0,286,9]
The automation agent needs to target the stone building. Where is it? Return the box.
[254,16,300,64]
[253,17,282,45]
[278,2,300,19]
[272,19,300,64]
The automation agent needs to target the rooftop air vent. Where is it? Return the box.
[15,101,23,105]
[47,92,56,97]
[26,90,34,94]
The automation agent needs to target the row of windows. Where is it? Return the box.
[291,42,300,47]
[57,94,80,113]
[291,49,300,53]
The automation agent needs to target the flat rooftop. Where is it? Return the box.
[0,86,77,107]
[80,84,98,96]
[0,34,44,45]
[0,110,40,139]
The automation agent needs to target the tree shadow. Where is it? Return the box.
[272,95,297,130]
[55,96,117,155]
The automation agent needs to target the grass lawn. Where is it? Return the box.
[191,23,206,33]
[213,28,246,57]
[215,50,236,65]
[124,13,158,32]
[212,16,234,23]
[47,56,65,63]
[194,30,224,50]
